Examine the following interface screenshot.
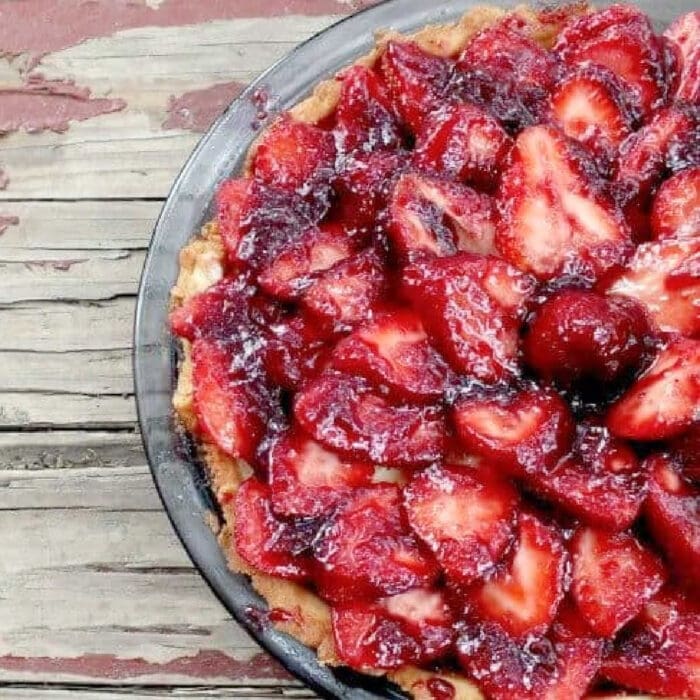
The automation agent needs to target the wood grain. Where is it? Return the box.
[0,688,317,699]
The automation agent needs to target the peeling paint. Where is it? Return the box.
[0,168,9,190]
[163,80,245,133]
[22,259,87,272]
[0,76,126,134]
[0,215,19,235]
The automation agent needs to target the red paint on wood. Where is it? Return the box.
[0,649,291,681]
[0,215,19,235]
[23,259,87,272]
[163,80,245,133]
[0,0,379,58]
[0,168,9,190]
[0,76,126,134]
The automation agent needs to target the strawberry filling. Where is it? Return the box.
[172,7,700,698]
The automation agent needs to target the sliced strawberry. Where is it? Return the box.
[671,424,700,482]
[401,253,536,381]
[452,385,574,479]
[602,589,700,697]
[607,337,700,441]
[412,101,512,190]
[330,309,449,403]
[294,371,447,467]
[216,178,254,261]
[268,429,374,518]
[388,173,497,262]
[455,21,560,130]
[301,249,387,332]
[523,289,653,388]
[257,223,356,301]
[554,5,666,117]
[467,513,568,638]
[233,477,311,580]
[457,621,603,700]
[571,527,666,638]
[334,65,402,154]
[311,485,439,603]
[332,588,454,670]
[549,65,637,172]
[191,338,271,463]
[251,113,336,197]
[403,464,518,586]
[528,422,648,532]
[664,11,700,103]
[496,125,632,282]
[169,275,252,341]
[378,40,453,134]
[651,166,700,240]
[604,238,700,337]
[333,150,407,230]
[645,454,700,591]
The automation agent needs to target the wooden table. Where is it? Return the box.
[0,2,374,697]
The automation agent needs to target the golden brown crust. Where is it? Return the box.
[170,4,662,698]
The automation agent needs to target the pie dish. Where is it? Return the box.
[145,1,698,698]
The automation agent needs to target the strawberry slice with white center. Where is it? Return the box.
[467,512,568,638]
[331,588,455,670]
[269,429,374,518]
[401,253,536,381]
[571,527,666,638]
[664,11,700,103]
[607,337,700,441]
[496,125,632,281]
[602,589,700,698]
[233,477,311,581]
[403,464,518,586]
[651,166,700,240]
[645,454,700,592]
[311,485,439,603]
[605,238,700,337]
[294,371,447,467]
[378,40,453,135]
[258,223,356,301]
[412,101,512,190]
[330,309,449,403]
[452,385,574,478]
[388,173,497,262]
[191,338,271,463]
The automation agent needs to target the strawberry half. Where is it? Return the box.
[602,589,700,698]
[294,371,447,467]
[378,40,453,134]
[401,253,536,381]
[604,238,700,337]
[268,429,374,518]
[452,385,574,478]
[554,5,666,117]
[311,485,439,603]
[191,338,271,463]
[233,477,311,580]
[457,621,603,700]
[257,223,356,301]
[645,454,700,592]
[651,166,700,240]
[412,101,512,190]
[527,422,648,532]
[466,512,568,638]
[664,11,700,103]
[251,113,336,196]
[607,337,700,441]
[523,288,653,388]
[671,424,700,482]
[334,65,402,154]
[330,309,449,403]
[496,125,632,281]
[332,588,455,670]
[388,173,496,262]
[571,527,666,638]
[301,249,387,332]
[403,464,518,586]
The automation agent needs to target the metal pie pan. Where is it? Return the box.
[133,1,683,697]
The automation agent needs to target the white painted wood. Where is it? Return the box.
[0,689,316,699]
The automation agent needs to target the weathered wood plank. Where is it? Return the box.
[0,689,316,699]
[0,431,144,470]
[0,466,294,686]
